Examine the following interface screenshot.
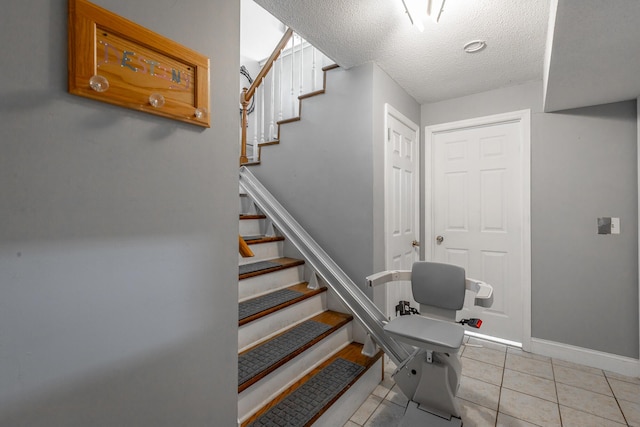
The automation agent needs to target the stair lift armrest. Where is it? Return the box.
[366,270,412,287]
[465,277,494,308]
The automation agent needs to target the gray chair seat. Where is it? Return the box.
[384,315,464,353]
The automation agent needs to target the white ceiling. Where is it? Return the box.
[251,0,640,110]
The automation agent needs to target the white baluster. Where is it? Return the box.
[260,77,265,144]
[277,53,283,124]
[269,65,275,141]
[252,90,258,161]
[299,38,304,98]
[312,47,317,92]
[290,34,295,117]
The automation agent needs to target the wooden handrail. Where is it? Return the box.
[240,28,294,165]
[239,235,254,258]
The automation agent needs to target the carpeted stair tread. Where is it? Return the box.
[241,342,382,427]
[239,260,281,275]
[247,358,364,427]
[239,257,305,280]
[238,320,331,388]
[238,311,353,392]
[239,288,303,321]
[239,283,326,326]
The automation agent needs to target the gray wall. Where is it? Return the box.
[252,63,420,296]
[253,64,375,294]
[0,1,240,426]
[422,82,639,358]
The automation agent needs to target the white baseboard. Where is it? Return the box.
[530,338,640,378]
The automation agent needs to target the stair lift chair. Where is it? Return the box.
[366,262,494,427]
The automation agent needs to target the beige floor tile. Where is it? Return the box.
[552,358,604,376]
[462,356,504,386]
[505,353,554,380]
[350,395,382,425]
[385,384,409,408]
[458,375,501,410]
[498,388,561,427]
[560,405,626,427]
[619,399,640,427]
[609,377,640,404]
[502,368,557,403]
[463,345,507,368]
[371,383,391,399]
[555,382,625,424]
[496,412,541,427]
[363,399,405,427]
[553,364,613,396]
[507,347,551,362]
[467,337,508,353]
[343,421,361,427]
[459,399,497,427]
[605,370,640,385]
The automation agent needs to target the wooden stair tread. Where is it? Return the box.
[243,236,284,245]
[239,283,327,326]
[238,310,353,393]
[277,116,300,125]
[298,89,325,100]
[241,342,382,426]
[239,257,305,280]
[239,214,266,220]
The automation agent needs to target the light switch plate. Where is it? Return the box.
[611,217,620,234]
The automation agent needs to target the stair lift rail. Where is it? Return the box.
[239,166,412,366]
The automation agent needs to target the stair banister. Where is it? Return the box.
[239,166,412,366]
[240,28,294,164]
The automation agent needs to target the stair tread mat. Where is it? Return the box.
[241,235,263,241]
[239,320,332,386]
[239,260,281,275]
[239,288,304,321]
[247,358,364,427]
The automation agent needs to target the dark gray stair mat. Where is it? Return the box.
[239,260,281,275]
[241,235,263,241]
[247,358,365,427]
[239,320,332,387]
[239,288,304,321]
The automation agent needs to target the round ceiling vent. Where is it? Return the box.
[463,40,487,53]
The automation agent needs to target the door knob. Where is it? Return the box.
[411,240,420,247]
[436,235,444,245]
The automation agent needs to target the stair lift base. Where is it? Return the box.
[394,349,462,426]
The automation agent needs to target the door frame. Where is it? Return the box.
[382,104,420,317]
[424,109,532,350]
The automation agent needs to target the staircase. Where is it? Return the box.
[238,194,383,427]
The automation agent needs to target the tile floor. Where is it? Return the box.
[343,337,640,427]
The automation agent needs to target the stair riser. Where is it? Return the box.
[312,357,383,427]
[238,265,304,301]
[239,196,257,215]
[238,324,353,423]
[239,293,326,351]
[238,241,282,265]
[239,218,262,236]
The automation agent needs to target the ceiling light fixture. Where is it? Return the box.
[463,40,487,53]
[402,0,447,32]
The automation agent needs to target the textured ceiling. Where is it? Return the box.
[254,0,551,104]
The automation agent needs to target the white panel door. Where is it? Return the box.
[384,106,419,319]
[432,120,524,342]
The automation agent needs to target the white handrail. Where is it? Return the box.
[239,166,411,365]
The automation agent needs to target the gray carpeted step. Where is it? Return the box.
[239,260,281,275]
[239,320,332,387]
[239,288,304,321]
[247,358,365,427]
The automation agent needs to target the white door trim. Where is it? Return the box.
[425,109,532,351]
[382,104,420,317]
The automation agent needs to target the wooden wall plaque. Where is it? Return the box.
[68,0,211,127]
